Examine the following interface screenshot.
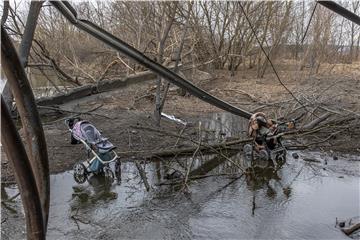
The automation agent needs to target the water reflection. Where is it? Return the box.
[197,112,248,145]
[2,151,359,240]
[71,174,117,210]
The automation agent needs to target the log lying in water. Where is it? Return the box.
[341,223,360,236]
[336,216,360,236]
[147,138,251,160]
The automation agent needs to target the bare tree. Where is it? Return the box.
[19,1,43,67]
[1,25,50,231]
[2,1,44,110]
[349,1,360,62]
[160,2,193,112]
[1,1,13,109]
[258,2,293,78]
[1,96,45,240]
[153,2,177,126]
[1,0,9,25]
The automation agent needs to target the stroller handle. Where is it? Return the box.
[64,117,81,130]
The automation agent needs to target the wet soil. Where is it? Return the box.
[2,65,360,182]
[3,64,360,186]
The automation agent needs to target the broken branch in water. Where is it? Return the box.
[135,161,151,192]
[148,139,249,159]
[182,122,202,191]
[157,173,242,186]
[341,223,360,236]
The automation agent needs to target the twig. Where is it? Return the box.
[116,53,136,74]
[183,123,202,190]
[63,55,97,83]
[306,130,343,146]
[97,59,119,82]
[8,192,20,201]
[222,88,258,102]
[302,112,332,129]
[173,124,187,147]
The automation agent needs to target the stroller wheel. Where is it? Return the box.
[259,149,270,161]
[276,151,286,163]
[73,163,87,184]
[103,166,114,183]
[243,144,253,158]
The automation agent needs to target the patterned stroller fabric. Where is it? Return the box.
[71,121,116,173]
[72,121,115,153]
[67,118,120,183]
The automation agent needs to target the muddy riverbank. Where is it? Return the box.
[2,66,360,181]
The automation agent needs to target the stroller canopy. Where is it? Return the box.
[72,121,115,153]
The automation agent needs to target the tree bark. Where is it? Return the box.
[1,1,13,111]
[2,1,43,112]
[1,26,49,229]
[1,97,45,240]
[1,0,9,25]
[36,69,161,106]
[147,138,251,159]
[19,1,43,67]
[341,223,360,236]
[135,161,151,191]
[154,2,177,126]
[160,2,193,111]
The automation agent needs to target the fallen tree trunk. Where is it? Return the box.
[36,64,186,106]
[130,120,348,161]
[341,223,360,236]
[36,70,159,106]
[146,138,251,160]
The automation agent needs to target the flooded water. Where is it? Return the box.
[1,113,360,239]
[2,151,359,240]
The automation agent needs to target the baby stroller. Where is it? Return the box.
[65,118,121,184]
[243,112,295,166]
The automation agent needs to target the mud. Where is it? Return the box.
[1,67,360,239]
[1,111,359,239]
[2,67,359,181]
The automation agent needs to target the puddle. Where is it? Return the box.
[1,112,360,239]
